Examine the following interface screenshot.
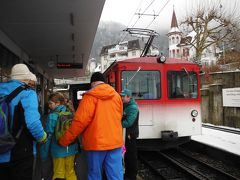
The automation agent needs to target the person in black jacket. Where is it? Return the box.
[120,89,139,180]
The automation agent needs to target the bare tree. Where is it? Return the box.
[180,1,240,65]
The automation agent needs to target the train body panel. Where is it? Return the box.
[138,102,201,139]
[104,56,202,145]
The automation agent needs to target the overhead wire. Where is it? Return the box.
[126,0,144,28]
[145,0,171,29]
[118,0,156,43]
[117,0,144,44]
[131,0,156,28]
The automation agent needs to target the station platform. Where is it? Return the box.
[191,124,240,156]
[34,149,88,180]
[35,123,240,179]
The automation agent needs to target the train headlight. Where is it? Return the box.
[191,110,198,117]
[157,55,166,63]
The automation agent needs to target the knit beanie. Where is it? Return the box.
[10,63,32,80]
[120,89,132,97]
[90,72,105,83]
[29,72,37,82]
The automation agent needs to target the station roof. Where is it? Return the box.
[0,0,105,79]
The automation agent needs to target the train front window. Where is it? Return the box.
[168,71,198,99]
[121,70,160,100]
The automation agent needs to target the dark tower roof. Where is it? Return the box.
[171,9,178,28]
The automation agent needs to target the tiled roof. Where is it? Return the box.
[171,9,178,28]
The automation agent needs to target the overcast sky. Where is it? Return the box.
[100,0,239,31]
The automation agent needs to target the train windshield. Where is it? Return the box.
[121,70,160,100]
[168,71,198,99]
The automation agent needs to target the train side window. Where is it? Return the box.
[121,70,160,100]
[167,71,198,99]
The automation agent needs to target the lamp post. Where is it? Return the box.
[222,41,225,65]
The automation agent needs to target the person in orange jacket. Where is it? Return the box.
[59,72,124,180]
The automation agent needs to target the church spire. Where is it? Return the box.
[171,7,178,28]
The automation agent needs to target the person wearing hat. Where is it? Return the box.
[120,89,139,180]
[59,72,124,180]
[0,63,47,180]
[28,72,37,88]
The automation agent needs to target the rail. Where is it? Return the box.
[202,123,240,135]
[161,148,239,180]
[138,145,240,179]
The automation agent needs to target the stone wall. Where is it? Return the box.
[200,71,240,128]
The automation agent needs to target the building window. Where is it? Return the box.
[103,65,107,70]
[176,36,179,44]
[132,50,136,56]
[183,49,186,57]
[104,55,107,60]
[110,54,116,58]
[177,49,179,57]
[186,49,189,56]
[122,53,128,56]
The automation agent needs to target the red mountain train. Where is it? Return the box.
[103,56,201,150]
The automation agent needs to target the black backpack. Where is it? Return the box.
[0,85,28,154]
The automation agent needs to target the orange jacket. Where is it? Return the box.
[59,83,123,150]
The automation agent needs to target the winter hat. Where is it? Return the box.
[90,72,105,83]
[10,63,32,80]
[29,72,37,82]
[120,89,132,97]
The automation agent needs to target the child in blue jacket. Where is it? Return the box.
[40,92,78,180]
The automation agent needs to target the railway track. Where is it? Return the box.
[202,123,240,135]
[138,145,240,180]
[138,150,200,180]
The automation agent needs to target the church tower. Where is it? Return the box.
[167,8,182,58]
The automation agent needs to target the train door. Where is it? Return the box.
[164,66,201,137]
[120,69,161,134]
[69,83,91,110]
